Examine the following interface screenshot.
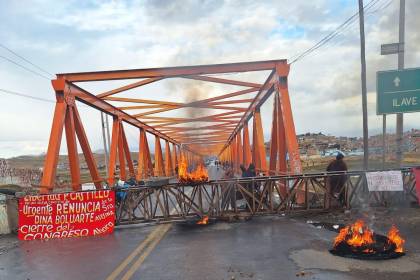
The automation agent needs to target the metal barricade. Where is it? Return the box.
[115,168,417,225]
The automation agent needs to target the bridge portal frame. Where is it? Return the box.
[40,60,301,193]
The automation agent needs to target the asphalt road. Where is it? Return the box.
[2,214,420,280]
[1,166,420,279]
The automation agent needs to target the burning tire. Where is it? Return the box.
[330,220,405,260]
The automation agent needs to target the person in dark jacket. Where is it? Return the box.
[240,164,247,177]
[174,164,179,177]
[246,163,256,177]
[222,167,236,209]
[326,152,348,205]
[242,163,257,209]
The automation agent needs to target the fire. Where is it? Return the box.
[333,220,405,253]
[178,155,208,183]
[196,215,209,225]
[334,220,374,248]
[387,225,405,253]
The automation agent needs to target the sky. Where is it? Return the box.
[0,0,419,158]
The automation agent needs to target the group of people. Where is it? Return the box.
[239,163,256,178]
[222,163,256,180]
[220,152,348,209]
[221,163,259,210]
[117,152,348,207]
[215,160,236,171]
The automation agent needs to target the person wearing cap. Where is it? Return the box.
[221,166,236,210]
[326,152,348,206]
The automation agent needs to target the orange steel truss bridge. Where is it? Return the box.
[40,60,302,194]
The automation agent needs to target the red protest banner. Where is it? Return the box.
[18,190,115,240]
[413,168,420,206]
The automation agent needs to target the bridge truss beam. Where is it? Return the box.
[40,59,301,192]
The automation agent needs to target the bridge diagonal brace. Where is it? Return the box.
[72,105,102,189]
[120,124,135,178]
[40,87,103,192]
[64,106,81,191]
[40,100,67,193]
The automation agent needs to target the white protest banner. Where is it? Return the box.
[366,171,403,192]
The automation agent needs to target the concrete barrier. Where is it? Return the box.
[0,194,18,235]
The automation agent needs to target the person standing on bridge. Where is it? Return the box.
[246,163,256,177]
[326,152,348,206]
[240,163,257,210]
[222,167,236,210]
[240,164,247,178]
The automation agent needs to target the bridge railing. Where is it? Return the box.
[115,168,417,225]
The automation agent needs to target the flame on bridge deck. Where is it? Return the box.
[196,215,209,225]
[178,155,208,184]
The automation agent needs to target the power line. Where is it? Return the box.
[295,0,393,63]
[0,55,51,80]
[0,43,54,77]
[288,0,380,62]
[367,0,393,14]
[289,0,388,62]
[0,88,96,110]
[0,88,55,103]
[288,0,384,64]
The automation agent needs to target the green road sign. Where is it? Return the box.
[377,67,420,114]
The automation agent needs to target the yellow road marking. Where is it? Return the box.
[107,189,188,279]
[121,224,172,280]
[106,224,166,280]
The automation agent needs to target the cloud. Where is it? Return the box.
[143,0,224,23]
[0,0,419,158]
[34,1,138,32]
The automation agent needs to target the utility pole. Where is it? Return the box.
[396,0,405,167]
[105,113,111,153]
[382,116,386,168]
[358,0,369,170]
[101,112,109,177]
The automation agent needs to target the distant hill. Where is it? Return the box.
[4,152,154,170]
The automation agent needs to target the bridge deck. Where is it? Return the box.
[2,209,420,280]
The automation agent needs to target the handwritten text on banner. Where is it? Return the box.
[366,171,403,192]
[18,190,115,240]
